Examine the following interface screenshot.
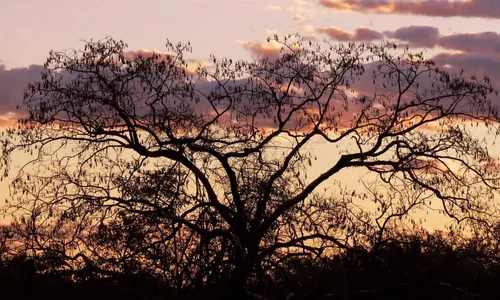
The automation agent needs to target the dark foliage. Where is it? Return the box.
[1,228,499,299]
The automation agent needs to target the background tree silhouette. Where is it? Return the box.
[1,35,500,299]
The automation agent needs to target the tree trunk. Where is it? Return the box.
[225,247,257,300]
[226,263,253,299]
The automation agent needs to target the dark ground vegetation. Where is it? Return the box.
[2,227,500,299]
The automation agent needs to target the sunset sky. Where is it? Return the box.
[2,0,500,227]
[3,0,500,117]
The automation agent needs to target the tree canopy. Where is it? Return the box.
[1,35,500,299]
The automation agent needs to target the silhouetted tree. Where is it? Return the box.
[1,35,500,299]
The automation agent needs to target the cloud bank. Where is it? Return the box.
[316,24,500,56]
[3,35,500,132]
[320,0,500,19]
[0,64,44,125]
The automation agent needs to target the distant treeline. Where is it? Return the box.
[1,227,499,300]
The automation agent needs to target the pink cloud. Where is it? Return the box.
[438,32,500,54]
[319,0,500,19]
[388,26,440,48]
[317,27,352,41]
[317,26,383,41]
[0,64,44,121]
[432,52,500,81]
[383,26,500,55]
[354,27,384,41]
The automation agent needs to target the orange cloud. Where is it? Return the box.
[237,40,285,60]
[265,4,283,10]
[294,13,307,24]
[123,49,201,75]
[317,27,351,41]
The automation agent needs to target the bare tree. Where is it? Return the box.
[1,35,500,298]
